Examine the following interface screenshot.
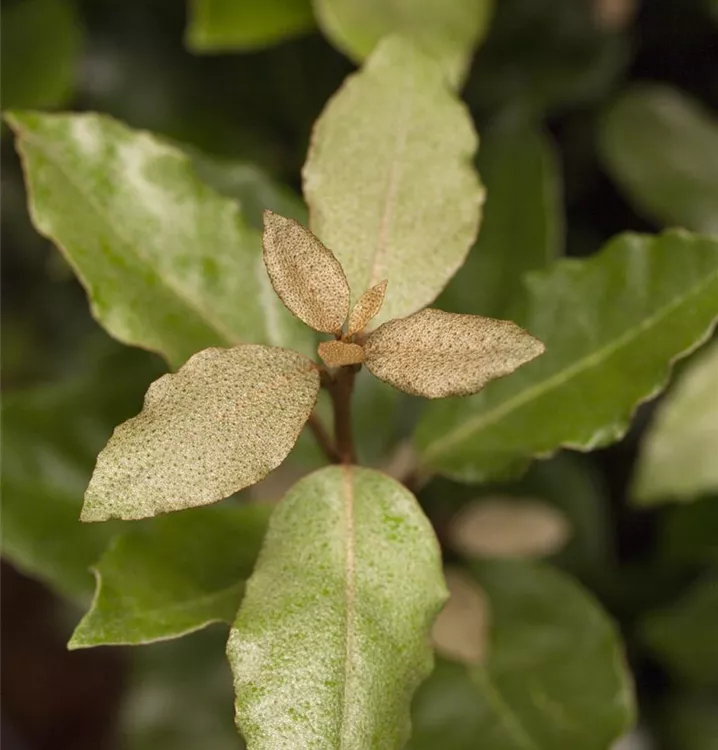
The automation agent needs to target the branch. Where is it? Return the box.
[307,413,341,464]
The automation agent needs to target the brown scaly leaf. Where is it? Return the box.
[81,345,320,521]
[364,308,545,399]
[318,340,365,368]
[346,280,388,336]
[262,210,350,333]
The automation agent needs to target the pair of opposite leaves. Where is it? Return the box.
[81,211,544,522]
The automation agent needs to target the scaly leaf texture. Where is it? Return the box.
[227,465,447,749]
[312,0,494,87]
[186,0,314,51]
[262,210,350,333]
[438,125,563,319]
[364,308,544,399]
[416,230,718,482]
[410,561,635,750]
[633,341,718,504]
[83,346,319,521]
[6,111,312,368]
[303,36,483,329]
[69,504,272,648]
[600,85,718,235]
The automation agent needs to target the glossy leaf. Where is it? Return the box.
[633,341,718,504]
[69,504,271,648]
[438,125,563,319]
[7,111,312,368]
[1,349,163,601]
[227,466,447,749]
[1,0,81,111]
[600,85,718,234]
[410,561,635,750]
[416,231,718,482]
[303,36,483,329]
[364,308,544,399]
[83,346,319,522]
[641,574,718,686]
[186,0,314,51]
[449,497,571,559]
[346,279,387,337]
[262,211,350,333]
[312,0,494,87]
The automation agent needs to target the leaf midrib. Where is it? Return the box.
[422,264,718,463]
[17,123,243,351]
[339,465,356,747]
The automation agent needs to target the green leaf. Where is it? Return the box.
[1,349,163,602]
[227,465,447,749]
[410,560,635,750]
[438,125,563,319]
[0,0,82,111]
[82,345,320,522]
[661,692,718,750]
[660,497,718,566]
[186,0,314,51]
[189,152,307,230]
[312,0,494,87]
[303,36,483,329]
[6,111,313,368]
[120,629,241,750]
[632,341,718,504]
[69,504,271,648]
[416,230,718,483]
[641,573,718,686]
[600,85,718,234]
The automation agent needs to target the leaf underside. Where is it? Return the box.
[364,308,544,399]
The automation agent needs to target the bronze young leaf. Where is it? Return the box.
[363,308,545,399]
[318,340,365,367]
[262,210,350,334]
[346,279,388,336]
[82,346,320,521]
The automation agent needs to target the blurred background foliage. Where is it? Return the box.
[2,0,718,748]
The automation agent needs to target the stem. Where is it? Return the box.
[329,366,357,464]
[307,413,341,463]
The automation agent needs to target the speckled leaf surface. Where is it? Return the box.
[303,37,483,329]
[600,85,718,234]
[83,345,319,521]
[6,111,312,368]
[438,125,563,319]
[227,466,447,749]
[410,561,635,750]
[416,231,718,483]
[633,341,718,504]
[312,0,494,87]
[364,308,544,399]
[187,0,314,51]
[69,504,271,648]
[346,280,387,336]
[262,211,350,333]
